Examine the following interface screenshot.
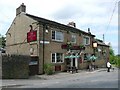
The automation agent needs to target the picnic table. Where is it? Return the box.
[66,66,78,74]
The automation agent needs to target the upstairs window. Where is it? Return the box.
[83,36,90,45]
[71,35,76,43]
[84,53,91,60]
[52,31,64,42]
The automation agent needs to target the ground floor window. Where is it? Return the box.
[84,53,91,60]
[51,53,64,63]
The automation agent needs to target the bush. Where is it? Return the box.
[116,56,120,68]
[44,63,53,75]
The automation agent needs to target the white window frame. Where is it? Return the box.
[83,36,90,45]
[51,30,64,42]
[84,53,91,60]
[51,53,64,63]
[71,34,76,43]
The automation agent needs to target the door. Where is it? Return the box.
[73,58,75,67]
[29,56,39,75]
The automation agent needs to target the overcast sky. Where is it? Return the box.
[0,0,118,54]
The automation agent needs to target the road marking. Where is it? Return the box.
[55,82,59,84]
[41,81,59,85]
[42,83,46,85]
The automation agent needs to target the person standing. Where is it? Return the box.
[107,61,111,72]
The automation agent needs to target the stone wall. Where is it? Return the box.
[2,54,30,79]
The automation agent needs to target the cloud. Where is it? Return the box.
[51,5,81,20]
[0,0,118,54]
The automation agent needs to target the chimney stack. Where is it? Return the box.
[67,21,76,27]
[16,3,26,16]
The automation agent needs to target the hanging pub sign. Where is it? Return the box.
[27,30,37,42]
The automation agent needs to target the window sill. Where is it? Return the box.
[84,44,91,46]
[51,62,64,64]
[51,40,63,43]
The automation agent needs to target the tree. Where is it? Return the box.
[109,46,115,64]
[109,45,120,68]
[109,48,115,56]
[1,36,6,48]
[0,35,6,48]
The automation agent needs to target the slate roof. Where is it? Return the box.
[26,13,95,37]
[96,39,109,47]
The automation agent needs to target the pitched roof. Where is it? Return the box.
[96,39,109,47]
[26,13,95,37]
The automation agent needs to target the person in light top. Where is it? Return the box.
[107,61,111,72]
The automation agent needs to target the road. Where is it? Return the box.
[1,67,119,89]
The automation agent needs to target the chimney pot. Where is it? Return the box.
[67,21,76,27]
[88,28,91,34]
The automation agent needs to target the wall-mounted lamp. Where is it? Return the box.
[93,42,97,48]
[45,25,49,33]
[93,41,98,56]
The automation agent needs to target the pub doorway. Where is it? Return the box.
[29,56,39,75]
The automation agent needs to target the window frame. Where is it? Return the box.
[83,36,90,45]
[51,53,64,63]
[51,30,64,42]
[84,53,91,60]
[71,34,76,43]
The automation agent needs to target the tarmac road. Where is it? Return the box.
[1,67,119,89]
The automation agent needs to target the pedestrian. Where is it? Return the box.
[107,61,111,72]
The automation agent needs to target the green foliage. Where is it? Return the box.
[110,55,115,64]
[110,54,120,68]
[109,46,120,67]
[1,36,6,48]
[79,44,84,48]
[44,63,54,75]
[0,36,6,48]
[115,55,120,68]
[109,47,115,56]
[67,42,72,48]
[109,46,115,63]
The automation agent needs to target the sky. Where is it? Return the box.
[0,0,118,55]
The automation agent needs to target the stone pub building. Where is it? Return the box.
[6,4,110,75]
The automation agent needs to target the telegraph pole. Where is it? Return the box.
[103,34,105,43]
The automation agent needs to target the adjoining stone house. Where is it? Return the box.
[6,3,109,75]
[95,39,110,67]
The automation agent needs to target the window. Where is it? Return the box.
[84,53,90,60]
[52,53,55,63]
[83,36,90,45]
[51,53,64,63]
[52,31,55,40]
[71,35,76,43]
[51,31,64,42]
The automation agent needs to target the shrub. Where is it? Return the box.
[44,63,53,75]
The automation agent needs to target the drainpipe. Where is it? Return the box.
[38,22,40,74]
[42,24,45,74]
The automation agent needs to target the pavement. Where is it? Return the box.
[29,68,107,80]
[1,67,116,88]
